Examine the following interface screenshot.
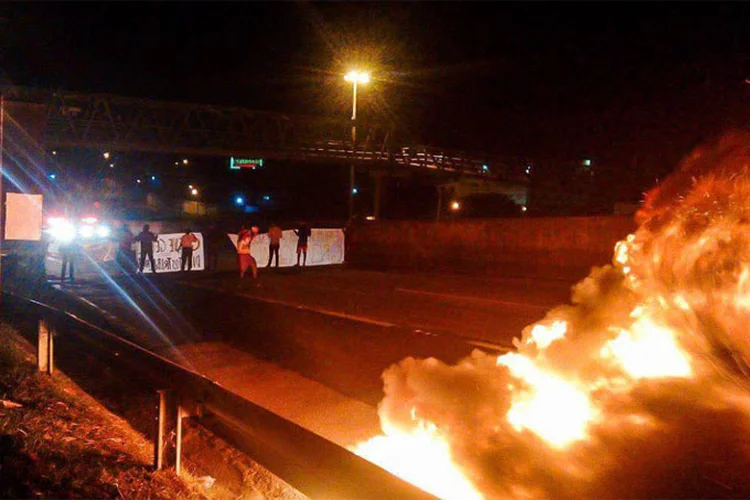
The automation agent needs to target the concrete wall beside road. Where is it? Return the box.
[346,216,637,280]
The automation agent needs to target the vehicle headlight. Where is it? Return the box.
[47,220,76,243]
[79,225,95,239]
[96,225,111,238]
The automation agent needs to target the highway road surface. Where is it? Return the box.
[42,266,576,407]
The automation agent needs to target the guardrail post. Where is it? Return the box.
[154,389,180,471]
[37,319,54,375]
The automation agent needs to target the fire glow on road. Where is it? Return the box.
[352,133,750,498]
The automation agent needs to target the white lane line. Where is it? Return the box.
[395,287,551,310]
[183,281,397,328]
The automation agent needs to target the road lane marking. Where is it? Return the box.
[395,287,551,310]
[183,281,397,328]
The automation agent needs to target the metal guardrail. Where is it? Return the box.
[1,290,433,500]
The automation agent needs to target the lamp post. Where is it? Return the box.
[344,71,370,221]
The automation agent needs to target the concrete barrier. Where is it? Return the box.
[346,216,637,281]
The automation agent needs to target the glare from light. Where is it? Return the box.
[235,196,245,205]
[137,179,142,184]
[48,219,76,242]
[183,159,189,165]
[52,150,57,156]
[151,175,156,181]
[79,225,95,239]
[263,195,271,201]
[48,173,56,180]
[583,159,592,166]
[96,225,111,238]
[482,164,489,173]
[352,187,359,195]
[109,163,115,168]
[521,205,528,212]
[345,71,370,84]
[103,152,110,159]
[191,188,198,196]
[450,201,460,211]
[81,216,98,225]
[188,184,194,189]
[366,215,376,221]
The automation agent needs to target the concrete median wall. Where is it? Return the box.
[346,216,637,280]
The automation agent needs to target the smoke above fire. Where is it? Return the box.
[353,132,750,498]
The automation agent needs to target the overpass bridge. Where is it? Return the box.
[1,86,530,218]
[2,85,528,182]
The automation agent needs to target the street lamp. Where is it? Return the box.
[344,70,370,221]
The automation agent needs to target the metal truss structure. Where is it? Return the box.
[3,86,529,182]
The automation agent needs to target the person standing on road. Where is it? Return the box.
[59,238,78,282]
[180,228,199,272]
[293,221,311,267]
[135,224,158,274]
[117,224,136,274]
[236,225,258,279]
[267,222,282,268]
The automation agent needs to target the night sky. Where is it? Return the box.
[2,2,750,211]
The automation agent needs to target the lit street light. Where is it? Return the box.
[103,152,110,159]
[344,70,370,221]
[191,188,198,196]
[450,200,461,211]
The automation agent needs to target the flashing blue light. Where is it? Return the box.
[352,187,358,195]
[263,195,271,201]
[235,196,245,205]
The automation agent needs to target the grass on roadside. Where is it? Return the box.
[0,322,205,499]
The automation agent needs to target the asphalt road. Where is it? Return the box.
[44,266,575,406]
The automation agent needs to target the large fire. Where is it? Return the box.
[352,133,750,498]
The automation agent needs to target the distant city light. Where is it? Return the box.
[48,173,56,180]
[103,152,110,159]
[183,159,189,165]
[151,175,156,181]
[137,179,142,184]
[366,215,376,221]
[110,163,115,168]
[352,187,359,195]
[175,161,180,166]
[263,195,271,201]
[235,196,245,205]
[450,200,461,211]
[521,205,528,212]
[583,159,592,166]
[526,164,533,174]
[482,164,489,173]
[191,188,198,196]
[188,184,194,189]
[52,150,57,156]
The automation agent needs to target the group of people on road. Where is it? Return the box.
[235,222,312,280]
[59,221,311,281]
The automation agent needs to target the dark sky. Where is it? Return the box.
[2,2,750,173]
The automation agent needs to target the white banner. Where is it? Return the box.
[228,229,344,267]
[5,193,43,241]
[138,232,205,273]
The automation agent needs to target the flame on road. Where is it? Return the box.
[352,133,750,498]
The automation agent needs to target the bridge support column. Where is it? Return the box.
[348,164,355,221]
[373,172,385,219]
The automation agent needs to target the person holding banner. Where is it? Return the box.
[293,221,312,267]
[180,228,199,272]
[267,222,282,268]
[236,225,258,280]
[135,224,159,274]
